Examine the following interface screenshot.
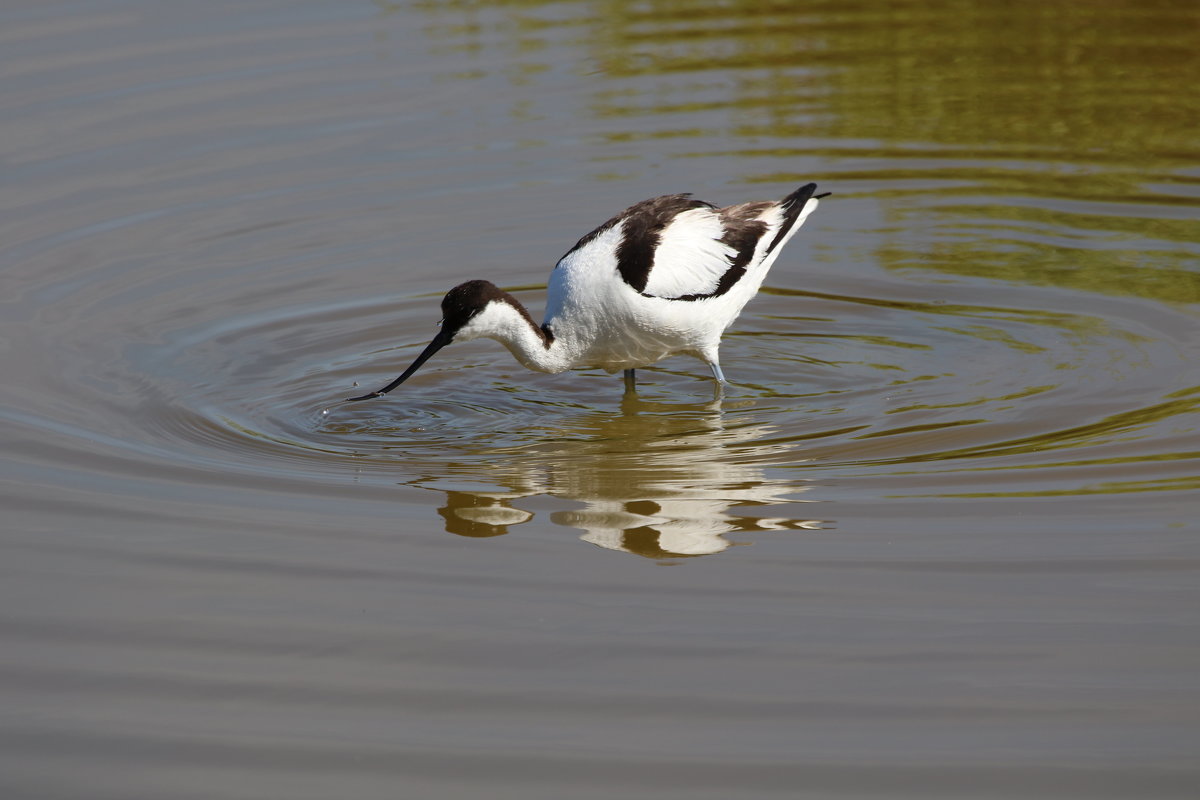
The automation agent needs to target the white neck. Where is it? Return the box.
[455,299,573,374]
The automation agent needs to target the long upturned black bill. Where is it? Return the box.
[346,329,453,401]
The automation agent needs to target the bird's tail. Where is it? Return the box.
[765,183,826,255]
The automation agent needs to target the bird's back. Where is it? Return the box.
[543,184,822,371]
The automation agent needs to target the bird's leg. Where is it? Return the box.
[623,368,637,393]
[707,362,727,400]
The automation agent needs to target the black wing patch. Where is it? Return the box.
[556,194,710,291]
[611,194,714,293]
[669,202,771,301]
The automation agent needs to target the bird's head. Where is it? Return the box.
[346,280,514,401]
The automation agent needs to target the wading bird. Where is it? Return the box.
[348,183,826,400]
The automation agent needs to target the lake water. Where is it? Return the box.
[2,1,1198,797]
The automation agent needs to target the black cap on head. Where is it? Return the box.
[440,280,506,335]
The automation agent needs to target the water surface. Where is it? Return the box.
[2,1,1198,798]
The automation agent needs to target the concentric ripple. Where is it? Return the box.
[83,256,1191,557]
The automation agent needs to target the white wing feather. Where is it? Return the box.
[641,209,737,299]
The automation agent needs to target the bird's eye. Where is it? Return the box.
[437,319,443,327]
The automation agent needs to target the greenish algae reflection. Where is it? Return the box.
[410,0,1198,158]
[407,0,1199,301]
[808,389,1200,472]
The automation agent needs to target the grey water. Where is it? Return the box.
[2,1,1198,798]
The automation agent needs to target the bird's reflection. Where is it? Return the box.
[414,390,824,559]
[437,490,532,538]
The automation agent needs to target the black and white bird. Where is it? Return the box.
[348,182,826,400]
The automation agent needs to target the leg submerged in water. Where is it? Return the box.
[623,368,636,393]
[708,362,727,399]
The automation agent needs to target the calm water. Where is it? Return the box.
[2,1,1198,797]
